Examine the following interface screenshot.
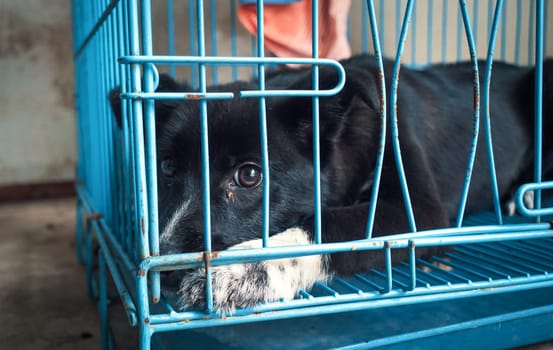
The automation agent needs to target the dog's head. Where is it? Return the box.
[109,65,381,257]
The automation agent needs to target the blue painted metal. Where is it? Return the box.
[311,0,322,244]
[193,0,215,312]
[482,0,504,225]
[117,55,346,97]
[139,0,162,304]
[364,0,386,238]
[337,301,553,350]
[71,0,553,349]
[534,0,545,222]
[389,0,417,232]
[517,182,553,217]
[454,0,481,228]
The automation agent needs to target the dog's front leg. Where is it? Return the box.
[177,228,329,314]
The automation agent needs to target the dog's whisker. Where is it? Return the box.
[160,198,192,244]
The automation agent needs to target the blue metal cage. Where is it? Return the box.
[72,0,553,349]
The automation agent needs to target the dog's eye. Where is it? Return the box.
[233,163,262,188]
[161,159,177,177]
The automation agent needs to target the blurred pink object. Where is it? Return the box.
[238,0,352,61]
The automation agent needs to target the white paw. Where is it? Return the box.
[524,190,535,210]
[177,228,328,314]
[506,190,535,216]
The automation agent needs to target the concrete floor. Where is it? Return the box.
[1,197,552,350]
[0,197,136,350]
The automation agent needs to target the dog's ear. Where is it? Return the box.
[272,66,382,163]
[109,74,191,129]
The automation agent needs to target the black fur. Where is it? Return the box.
[110,55,553,311]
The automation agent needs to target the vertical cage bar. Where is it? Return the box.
[100,2,110,221]
[128,0,153,344]
[112,3,124,247]
[455,0,481,227]
[482,0,505,225]
[254,0,271,248]
[111,3,123,246]
[385,243,393,293]
[129,0,150,260]
[91,0,103,217]
[131,0,141,264]
[534,0,544,221]
[115,4,126,245]
[312,0,322,244]
[390,0,417,232]
[119,0,132,259]
[123,0,140,262]
[409,241,417,290]
[195,0,215,312]
[107,0,116,237]
[365,0,387,238]
[137,270,152,350]
[141,0,162,303]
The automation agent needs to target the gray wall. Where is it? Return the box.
[0,0,75,185]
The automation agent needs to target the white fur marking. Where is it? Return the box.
[524,190,535,210]
[231,228,328,302]
[160,199,192,243]
[507,200,516,216]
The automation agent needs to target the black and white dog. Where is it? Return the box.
[110,55,553,313]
